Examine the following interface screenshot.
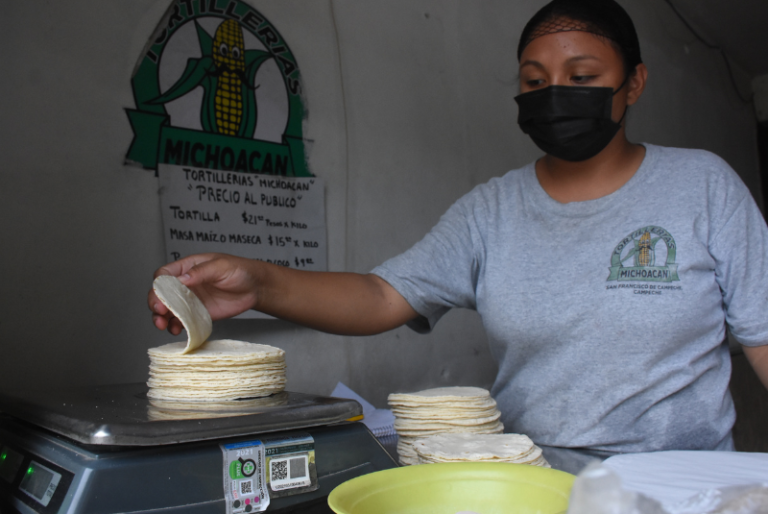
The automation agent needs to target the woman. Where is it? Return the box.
[149,0,768,453]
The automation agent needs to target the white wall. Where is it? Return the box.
[0,0,758,407]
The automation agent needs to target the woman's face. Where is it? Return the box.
[519,29,637,122]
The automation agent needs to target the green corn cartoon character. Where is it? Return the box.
[149,19,272,138]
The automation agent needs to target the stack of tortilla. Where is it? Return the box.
[388,387,504,465]
[147,339,286,401]
[412,433,550,467]
[147,276,286,402]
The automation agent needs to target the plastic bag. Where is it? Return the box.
[669,484,768,514]
[566,462,768,514]
[567,462,667,514]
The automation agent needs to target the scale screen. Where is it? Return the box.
[19,460,61,507]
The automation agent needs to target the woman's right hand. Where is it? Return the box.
[148,252,418,336]
[148,253,261,335]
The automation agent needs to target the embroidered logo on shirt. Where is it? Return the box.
[607,226,680,282]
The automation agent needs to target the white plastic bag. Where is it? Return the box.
[566,462,768,514]
[567,462,668,514]
[669,484,768,514]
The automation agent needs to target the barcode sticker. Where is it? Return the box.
[269,455,310,490]
[262,433,318,497]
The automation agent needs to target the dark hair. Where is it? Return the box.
[517,0,642,75]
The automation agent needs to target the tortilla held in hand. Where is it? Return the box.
[149,276,287,402]
[153,275,212,354]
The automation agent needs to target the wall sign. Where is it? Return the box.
[128,2,325,317]
[158,163,326,273]
[126,0,309,177]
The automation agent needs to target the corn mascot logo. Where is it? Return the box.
[125,0,309,176]
[607,226,680,282]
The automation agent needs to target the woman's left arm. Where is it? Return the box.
[742,345,768,390]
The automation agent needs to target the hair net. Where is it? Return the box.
[518,0,642,74]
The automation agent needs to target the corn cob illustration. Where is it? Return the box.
[635,231,654,267]
[619,230,662,268]
[212,20,245,135]
[149,20,272,138]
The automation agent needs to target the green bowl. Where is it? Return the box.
[328,462,574,514]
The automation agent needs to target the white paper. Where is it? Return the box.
[330,382,396,439]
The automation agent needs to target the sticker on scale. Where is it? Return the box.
[221,440,270,513]
[262,433,318,498]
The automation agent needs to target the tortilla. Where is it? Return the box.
[394,412,501,428]
[394,422,504,437]
[392,403,498,419]
[149,369,285,380]
[147,374,286,388]
[388,387,491,404]
[413,433,533,460]
[146,385,284,401]
[148,340,285,363]
[153,275,212,354]
[412,433,550,467]
[150,362,286,373]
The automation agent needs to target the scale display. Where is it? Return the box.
[19,461,61,507]
[0,439,75,514]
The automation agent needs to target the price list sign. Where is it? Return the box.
[158,164,326,273]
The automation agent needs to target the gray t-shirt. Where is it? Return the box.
[372,143,768,453]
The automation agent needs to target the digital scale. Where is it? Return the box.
[0,383,397,513]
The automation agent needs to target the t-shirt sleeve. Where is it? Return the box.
[709,168,768,347]
[371,187,488,333]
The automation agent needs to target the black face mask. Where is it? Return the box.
[515,82,627,162]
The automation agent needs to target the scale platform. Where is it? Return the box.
[0,383,397,514]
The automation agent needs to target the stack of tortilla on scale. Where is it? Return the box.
[412,433,550,467]
[147,275,286,402]
[388,386,504,466]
